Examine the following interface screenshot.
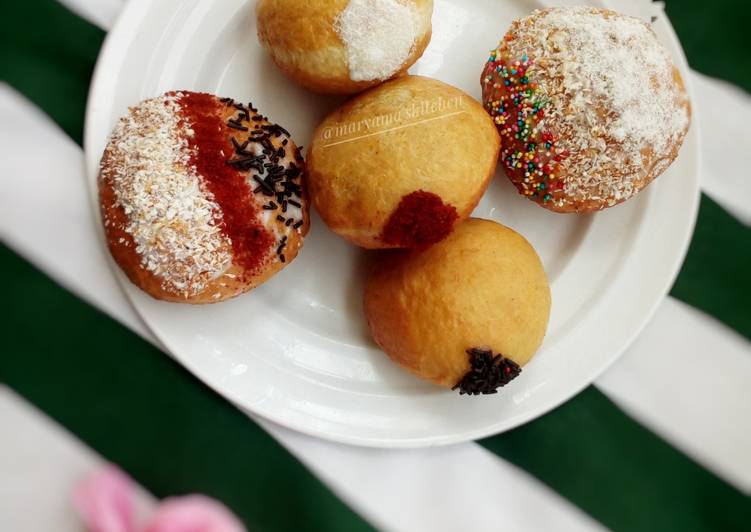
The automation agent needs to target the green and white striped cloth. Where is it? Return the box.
[1,1,749,530]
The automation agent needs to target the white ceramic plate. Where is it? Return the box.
[84,0,699,447]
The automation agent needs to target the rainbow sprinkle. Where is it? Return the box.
[483,49,569,203]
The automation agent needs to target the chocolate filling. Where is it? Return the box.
[452,348,522,396]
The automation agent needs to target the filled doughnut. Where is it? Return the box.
[364,218,551,393]
[256,0,433,94]
[307,75,500,249]
[98,91,310,303]
[481,7,691,213]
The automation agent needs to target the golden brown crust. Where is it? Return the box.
[256,0,433,94]
[307,75,501,249]
[364,218,551,388]
[99,93,310,304]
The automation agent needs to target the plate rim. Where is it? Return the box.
[84,0,701,448]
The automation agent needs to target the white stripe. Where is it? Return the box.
[0,83,600,532]
[263,421,603,532]
[597,298,751,494]
[56,0,125,30]
[689,71,751,225]
[0,386,156,532]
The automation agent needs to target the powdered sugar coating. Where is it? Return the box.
[100,93,232,297]
[493,7,690,209]
[335,0,421,82]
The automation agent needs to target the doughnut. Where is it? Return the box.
[98,91,310,304]
[256,0,433,94]
[307,75,500,249]
[481,7,691,213]
[364,218,551,393]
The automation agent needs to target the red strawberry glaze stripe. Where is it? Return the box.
[178,91,275,276]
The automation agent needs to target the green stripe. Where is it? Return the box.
[665,0,751,340]
[666,0,751,92]
[0,0,101,145]
[671,195,751,340]
[0,2,372,531]
[0,245,372,532]
[480,388,751,531]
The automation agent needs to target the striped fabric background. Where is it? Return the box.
[1,0,749,530]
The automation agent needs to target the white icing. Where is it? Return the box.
[335,0,421,82]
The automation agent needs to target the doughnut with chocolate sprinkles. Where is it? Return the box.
[98,91,310,303]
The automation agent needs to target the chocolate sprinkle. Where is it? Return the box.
[252,175,271,188]
[221,100,307,243]
[230,137,248,152]
[285,165,302,180]
[227,121,248,131]
[276,236,288,256]
[228,155,262,165]
[260,137,274,152]
[452,348,522,396]
[262,123,291,138]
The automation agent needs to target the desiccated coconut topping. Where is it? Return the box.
[101,93,231,297]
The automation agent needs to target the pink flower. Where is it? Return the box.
[144,496,246,532]
[72,465,136,532]
[73,466,247,532]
